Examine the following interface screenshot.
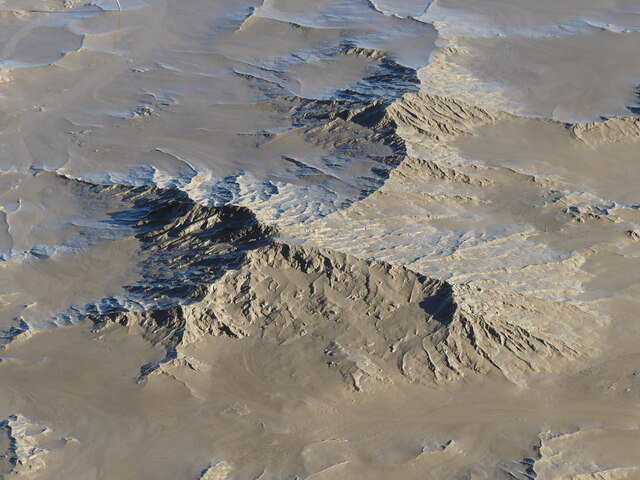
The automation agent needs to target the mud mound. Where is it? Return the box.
[89,187,590,385]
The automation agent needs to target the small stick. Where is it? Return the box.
[115,0,122,11]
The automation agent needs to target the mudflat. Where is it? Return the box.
[0,1,639,478]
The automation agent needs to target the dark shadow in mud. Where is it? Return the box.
[0,319,30,348]
[106,186,276,310]
[0,417,18,475]
[238,41,419,213]
[418,279,456,327]
[81,184,277,378]
[626,85,640,116]
[291,53,417,207]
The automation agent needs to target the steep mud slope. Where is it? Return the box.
[389,92,501,141]
[80,183,597,386]
[277,91,640,312]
